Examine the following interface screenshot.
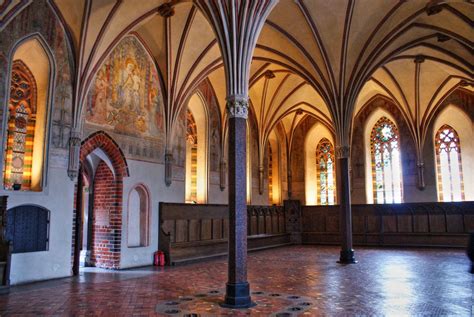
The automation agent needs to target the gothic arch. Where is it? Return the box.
[80,131,129,178]
[73,130,129,270]
[2,33,56,191]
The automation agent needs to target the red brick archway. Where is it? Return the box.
[73,131,129,272]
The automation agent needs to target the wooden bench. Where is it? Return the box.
[0,196,11,294]
[302,201,474,248]
[159,203,291,265]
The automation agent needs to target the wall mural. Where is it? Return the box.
[85,35,165,163]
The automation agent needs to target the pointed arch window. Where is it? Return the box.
[185,109,198,203]
[316,138,336,205]
[370,117,403,204]
[3,61,37,190]
[435,125,464,202]
[268,143,273,204]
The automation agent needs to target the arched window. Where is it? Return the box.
[268,143,273,204]
[316,138,336,205]
[185,110,198,203]
[3,61,37,190]
[185,93,208,203]
[370,117,403,203]
[435,125,464,202]
[128,185,149,247]
[3,38,51,191]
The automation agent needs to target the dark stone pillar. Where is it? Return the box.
[337,146,356,264]
[222,97,254,308]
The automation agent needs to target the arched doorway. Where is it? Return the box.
[72,131,129,274]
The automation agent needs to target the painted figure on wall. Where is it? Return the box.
[86,35,164,138]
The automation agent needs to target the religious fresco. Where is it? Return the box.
[85,35,165,163]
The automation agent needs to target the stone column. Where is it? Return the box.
[223,95,253,308]
[336,145,356,263]
[194,0,279,308]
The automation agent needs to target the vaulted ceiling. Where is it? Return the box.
[7,0,471,147]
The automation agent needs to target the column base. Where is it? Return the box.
[220,282,255,309]
[338,249,357,264]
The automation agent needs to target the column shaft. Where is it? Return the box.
[224,114,253,307]
[337,147,356,263]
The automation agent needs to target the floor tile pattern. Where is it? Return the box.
[0,246,472,316]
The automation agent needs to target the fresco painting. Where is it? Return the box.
[85,35,165,162]
[86,36,164,139]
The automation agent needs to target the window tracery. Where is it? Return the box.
[370,117,403,203]
[3,60,37,190]
[435,125,464,202]
[316,138,336,205]
[268,143,273,204]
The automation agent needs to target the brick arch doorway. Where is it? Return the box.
[72,131,129,275]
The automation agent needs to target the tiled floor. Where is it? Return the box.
[1,246,472,316]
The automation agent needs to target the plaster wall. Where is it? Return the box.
[2,167,74,285]
[120,159,184,269]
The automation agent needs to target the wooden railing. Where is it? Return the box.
[302,201,474,248]
[159,203,290,265]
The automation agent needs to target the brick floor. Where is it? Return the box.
[0,246,472,316]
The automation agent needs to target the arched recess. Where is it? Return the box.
[185,93,208,203]
[72,131,129,272]
[364,111,403,204]
[352,96,416,204]
[304,122,335,205]
[432,105,473,201]
[127,184,150,247]
[267,129,281,205]
[2,35,54,191]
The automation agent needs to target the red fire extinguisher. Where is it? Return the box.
[154,250,165,266]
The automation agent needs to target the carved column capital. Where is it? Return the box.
[226,95,249,119]
[336,145,350,159]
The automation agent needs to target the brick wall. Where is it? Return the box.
[90,161,123,269]
[70,131,128,270]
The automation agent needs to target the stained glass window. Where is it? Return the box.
[3,60,37,191]
[268,143,273,204]
[370,117,403,203]
[316,138,336,205]
[186,109,198,203]
[435,125,464,202]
